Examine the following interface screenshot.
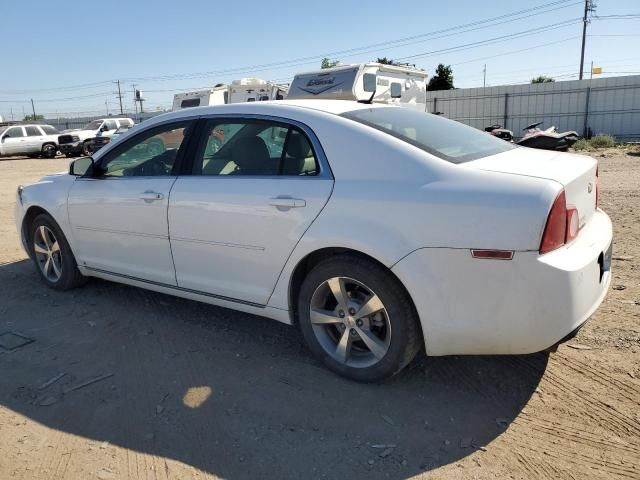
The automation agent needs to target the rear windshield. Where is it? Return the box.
[342,107,515,164]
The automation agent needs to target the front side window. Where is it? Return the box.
[104,120,118,131]
[195,119,318,176]
[342,107,516,164]
[5,127,24,138]
[98,121,191,177]
[84,120,103,130]
[25,126,41,136]
[363,73,377,92]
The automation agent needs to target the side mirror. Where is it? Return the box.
[101,125,109,132]
[0,136,6,143]
[69,156,95,176]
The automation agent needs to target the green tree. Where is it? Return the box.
[376,57,396,65]
[23,114,44,121]
[531,75,555,84]
[321,57,339,69]
[427,64,454,91]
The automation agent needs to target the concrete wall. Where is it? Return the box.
[426,75,640,141]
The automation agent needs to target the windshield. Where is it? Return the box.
[342,107,515,164]
[0,126,8,136]
[83,120,103,130]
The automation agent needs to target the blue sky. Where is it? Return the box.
[1,0,639,119]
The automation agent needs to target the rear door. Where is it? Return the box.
[24,126,44,153]
[168,117,333,305]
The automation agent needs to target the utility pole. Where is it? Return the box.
[105,98,109,116]
[30,99,36,120]
[590,60,594,80]
[132,84,138,117]
[579,0,596,80]
[483,64,487,88]
[114,80,124,114]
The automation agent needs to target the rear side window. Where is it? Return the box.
[41,125,60,135]
[194,119,318,176]
[342,107,515,164]
[390,82,402,98]
[181,98,201,108]
[25,126,41,136]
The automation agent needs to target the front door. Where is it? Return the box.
[169,117,333,305]
[68,120,195,285]
[1,126,27,155]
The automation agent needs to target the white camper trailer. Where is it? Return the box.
[287,63,428,110]
[172,78,288,110]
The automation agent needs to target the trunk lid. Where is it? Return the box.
[465,147,597,227]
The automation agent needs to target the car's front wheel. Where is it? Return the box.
[82,141,92,156]
[29,213,87,290]
[41,143,57,159]
[297,254,422,382]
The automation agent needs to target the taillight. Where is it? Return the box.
[540,191,567,254]
[566,206,579,243]
[540,190,580,254]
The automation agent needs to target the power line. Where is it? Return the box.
[394,19,580,61]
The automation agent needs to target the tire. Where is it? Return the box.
[41,143,57,159]
[29,213,87,290]
[82,141,92,156]
[297,254,422,382]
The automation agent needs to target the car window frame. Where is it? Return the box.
[184,114,332,180]
[90,119,197,179]
[25,126,42,137]
[5,126,25,138]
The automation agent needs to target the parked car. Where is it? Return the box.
[0,124,60,158]
[88,124,133,153]
[15,100,612,382]
[58,117,134,157]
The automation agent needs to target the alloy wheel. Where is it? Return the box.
[309,277,391,368]
[33,225,63,282]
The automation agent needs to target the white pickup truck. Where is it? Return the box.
[57,117,134,157]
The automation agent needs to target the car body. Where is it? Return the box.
[0,124,60,158]
[58,117,134,157]
[15,100,612,381]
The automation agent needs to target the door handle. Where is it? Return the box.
[139,191,164,201]
[269,196,306,208]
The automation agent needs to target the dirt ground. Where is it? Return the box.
[0,149,638,480]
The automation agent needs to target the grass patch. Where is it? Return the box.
[572,135,616,151]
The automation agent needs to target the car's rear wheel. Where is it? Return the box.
[41,143,57,159]
[297,254,422,382]
[30,214,87,290]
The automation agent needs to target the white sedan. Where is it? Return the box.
[15,100,612,381]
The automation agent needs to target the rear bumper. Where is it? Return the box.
[392,209,612,356]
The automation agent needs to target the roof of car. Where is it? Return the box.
[143,100,390,127]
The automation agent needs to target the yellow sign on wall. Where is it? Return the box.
[592,66,603,74]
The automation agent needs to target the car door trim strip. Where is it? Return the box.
[84,266,265,308]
